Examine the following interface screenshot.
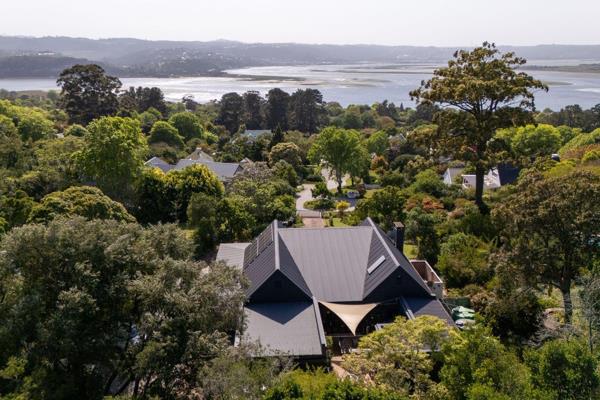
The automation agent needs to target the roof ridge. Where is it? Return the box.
[273,220,280,270]
[365,217,398,266]
[278,225,372,232]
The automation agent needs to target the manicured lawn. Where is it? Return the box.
[328,217,351,227]
[404,243,419,259]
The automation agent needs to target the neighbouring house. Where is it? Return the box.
[442,166,465,186]
[216,218,452,362]
[144,148,244,181]
[443,164,520,190]
[187,148,214,162]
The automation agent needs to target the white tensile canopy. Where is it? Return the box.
[319,301,379,335]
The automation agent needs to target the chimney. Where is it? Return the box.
[393,222,405,253]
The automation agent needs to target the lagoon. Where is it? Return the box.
[1,63,599,110]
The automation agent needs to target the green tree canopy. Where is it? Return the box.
[57,64,122,124]
[148,120,185,149]
[525,339,599,400]
[166,164,225,221]
[288,89,324,133]
[492,170,600,323]
[309,127,368,193]
[28,185,135,223]
[64,123,88,137]
[355,186,406,231]
[497,123,562,159]
[15,110,56,142]
[437,233,491,288]
[440,326,537,400]
[76,116,148,199]
[342,316,449,397]
[410,42,547,211]
[217,92,244,134]
[269,142,303,170]
[168,111,204,141]
[366,130,389,156]
[0,217,246,399]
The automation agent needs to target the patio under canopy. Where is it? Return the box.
[319,301,379,335]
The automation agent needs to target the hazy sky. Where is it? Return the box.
[3,0,600,46]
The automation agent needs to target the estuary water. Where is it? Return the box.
[1,63,599,110]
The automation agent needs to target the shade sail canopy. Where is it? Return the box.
[320,301,379,335]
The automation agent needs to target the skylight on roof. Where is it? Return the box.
[367,255,386,274]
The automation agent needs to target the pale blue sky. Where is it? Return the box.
[3,0,599,45]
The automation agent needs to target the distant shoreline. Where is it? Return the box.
[524,64,600,74]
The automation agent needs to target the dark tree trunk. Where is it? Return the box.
[475,165,487,213]
[561,284,573,325]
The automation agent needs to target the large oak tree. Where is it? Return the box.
[410,42,547,211]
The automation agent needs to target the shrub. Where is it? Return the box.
[437,233,491,288]
[304,198,335,210]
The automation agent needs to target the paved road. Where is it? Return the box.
[296,183,315,211]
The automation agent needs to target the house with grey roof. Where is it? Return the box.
[217,218,452,362]
[144,148,243,181]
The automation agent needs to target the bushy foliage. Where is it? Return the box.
[265,369,407,400]
[497,124,562,158]
[64,123,88,137]
[559,127,600,155]
[148,120,184,148]
[525,339,599,400]
[133,163,224,224]
[342,316,449,397]
[28,185,135,223]
[269,142,303,171]
[76,116,148,199]
[169,111,204,141]
[440,326,538,400]
[437,233,491,288]
[355,186,406,230]
[0,217,246,399]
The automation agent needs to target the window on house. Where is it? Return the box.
[367,255,386,274]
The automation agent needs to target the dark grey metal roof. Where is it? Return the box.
[403,296,454,325]
[242,301,325,357]
[278,226,373,302]
[240,218,432,303]
[215,243,249,269]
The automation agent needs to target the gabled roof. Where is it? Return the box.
[187,148,214,162]
[242,299,325,357]
[174,159,242,179]
[145,157,174,173]
[145,154,242,181]
[243,221,312,300]
[236,218,432,303]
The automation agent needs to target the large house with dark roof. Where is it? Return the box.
[217,218,452,362]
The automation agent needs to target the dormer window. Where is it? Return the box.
[367,255,386,274]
